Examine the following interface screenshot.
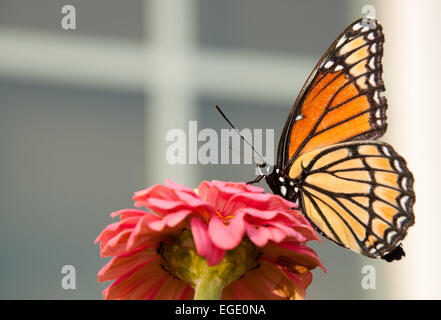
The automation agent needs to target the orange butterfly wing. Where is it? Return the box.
[277,19,387,169]
[267,18,415,262]
[288,141,415,259]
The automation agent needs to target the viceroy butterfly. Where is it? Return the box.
[249,18,416,262]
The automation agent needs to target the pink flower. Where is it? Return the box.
[96,180,325,300]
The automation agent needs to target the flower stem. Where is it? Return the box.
[193,275,224,300]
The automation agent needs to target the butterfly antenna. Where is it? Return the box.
[214,105,267,167]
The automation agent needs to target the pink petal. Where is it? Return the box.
[239,207,294,221]
[246,224,284,247]
[143,276,169,299]
[101,229,133,257]
[179,285,194,300]
[98,246,158,282]
[265,221,309,242]
[153,277,193,300]
[245,224,270,247]
[103,258,167,300]
[95,217,139,244]
[224,192,297,214]
[110,209,149,219]
[238,207,321,243]
[174,190,216,213]
[133,184,178,203]
[260,242,326,273]
[229,278,259,300]
[208,214,246,250]
[198,180,265,211]
[190,217,225,266]
[126,215,163,251]
[272,242,326,272]
[145,198,187,211]
[147,208,192,231]
[165,179,198,195]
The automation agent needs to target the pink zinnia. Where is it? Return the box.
[95,180,325,300]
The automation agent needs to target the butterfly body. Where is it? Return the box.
[261,18,415,262]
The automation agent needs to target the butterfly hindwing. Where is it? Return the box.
[277,19,387,168]
[289,141,415,258]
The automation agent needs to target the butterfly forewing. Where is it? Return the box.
[292,141,415,258]
[277,19,387,169]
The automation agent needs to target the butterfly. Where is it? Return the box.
[254,18,415,262]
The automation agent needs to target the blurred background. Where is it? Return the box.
[0,0,440,299]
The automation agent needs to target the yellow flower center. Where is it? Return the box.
[216,210,234,221]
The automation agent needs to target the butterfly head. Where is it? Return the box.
[263,167,301,204]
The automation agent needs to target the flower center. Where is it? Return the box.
[159,230,261,291]
[216,210,235,221]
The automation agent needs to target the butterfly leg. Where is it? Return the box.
[247,175,264,185]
